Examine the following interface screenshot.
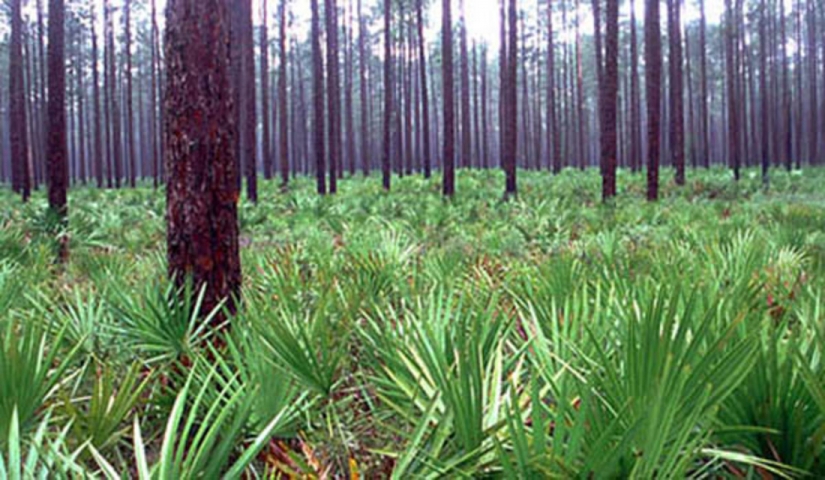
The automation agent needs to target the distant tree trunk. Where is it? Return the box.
[358,0,370,176]
[416,0,431,178]
[458,0,471,169]
[165,0,241,322]
[778,0,790,171]
[629,0,641,172]
[725,0,741,180]
[312,0,327,194]
[9,0,30,201]
[600,0,618,201]
[240,0,257,202]
[76,21,86,184]
[668,0,685,185]
[260,0,271,181]
[499,0,506,168]
[326,0,341,194]
[481,46,490,170]
[150,0,160,186]
[91,2,104,188]
[645,0,662,201]
[548,0,560,174]
[344,0,356,177]
[125,0,136,187]
[382,0,393,190]
[279,0,290,185]
[504,0,517,197]
[759,0,769,185]
[106,0,123,188]
[36,0,46,188]
[443,0,455,196]
[699,0,710,168]
[47,0,68,261]
[575,5,585,169]
[472,42,481,170]
[806,0,817,165]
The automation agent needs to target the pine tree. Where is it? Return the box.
[165,0,241,322]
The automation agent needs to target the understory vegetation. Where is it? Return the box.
[2,168,825,478]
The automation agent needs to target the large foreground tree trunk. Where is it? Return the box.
[165,0,241,321]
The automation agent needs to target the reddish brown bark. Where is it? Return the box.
[459,0,471,169]
[382,0,392,190]
[91,1,103,188]
[548,0,560,174]
[312,0,327,194]
[47,0,68,260]
[9,0,30,201]
[416,0,431,178]
[600,0,619,201]
[630,0,642,172]
[260,0,271,181]
[165,0,241,320]
[504,0,517,197]
[279,0,290,185]
[646,0,662,201]
[668,0,685,185]
[125,0,136,187]
[326,0,341,194]
[442,0,455,196]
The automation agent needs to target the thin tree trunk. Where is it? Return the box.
[668,0,685,185]
[629,0,641,172]
[240,0,257,202]
[47,0,68,261]
[725,0,741,180]
[312,0,326,194]
[260,0,271,180]
[326,0,341,193]
[382,0,393,190]
[699,0,710,167]
[504,0,518,197]
[646,0,662,200]
[92,1,104,188]
[416,0,431,178]
[279,0,290,185]
[601,0,618,200]
[345,0,356,176]
[548,0,560,173]
[10,0,30,201]
[443,0,455,196]
[76,21,86,184]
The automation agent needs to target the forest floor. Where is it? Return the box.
[2,167,825,477]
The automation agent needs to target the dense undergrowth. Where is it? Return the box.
[1,167,825,478]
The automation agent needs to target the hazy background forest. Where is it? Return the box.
[1,0,825,478]
[1,0,821,190]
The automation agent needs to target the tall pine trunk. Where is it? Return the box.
[279,0,290,185]
[312,0,326,194]
[165,0,241,323]
[260,0,271,181]
[326,0,341,193]
[601,0,619,200]
[47,0,68,261]
[9,0,30,201]
[645,0,662,201]
[382,0,393,190]
[442,0,455,196]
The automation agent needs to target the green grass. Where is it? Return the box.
[1,167,825,478]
